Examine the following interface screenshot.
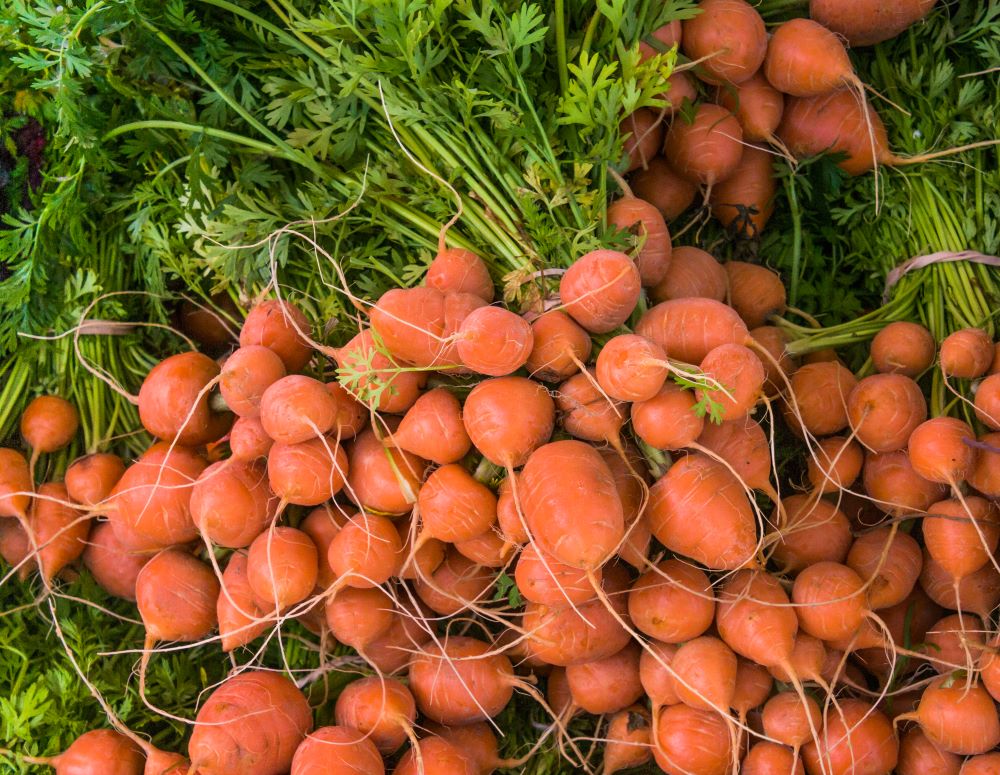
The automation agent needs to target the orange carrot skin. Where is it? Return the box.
[648,452,757,571]
[559,249,642,333]
[426,247,494,302]
[516,542,599,606]
[653,703,733,775]
[30,481,90,581]
[463,377,555,467]
[939,327,994,379]
[217,552,268,653]
[230,416,274,462]
[0,448,31,519]
[848,373,927,453]
[846,526,922,610]
[138,352,232,447]
[65,453,126,507]
[247,526,318,608]
[392,387,471,465]
[724,261,786,329]
[136,549,220,642]
[710,146,777,236]
[871,321,936,377]
[456,306,533,376]
[190,460,276,548]
[638,21,682,62]
[290,726,385,775]
[345,427,424,515]
[240,299,313,372]
[629,559,715,643]
[21,394,79,453]
[631,382,704,450]
[764,18,854,97]
[54,730,146,775]
[394,736,477,775]
[961,753,1000,775]
[83,521,149,601]
[801,699,898,775]
[188,671,313,775]
[810,0,937,47]
[524,311,593,383]
[622,108,665,172]
[923,496,1000,579]
[716,570,798,668]
[630,157,698,221]
[566,642,643,715]
[743,742,805,775]
[555,369,627,444]
[663,103,745,185]
[649,246,727,304]
[418,464,497,543]
[782,361,858,437]
[920,550,1000,623]
[334,676,416,754]
[896,727,961,775]
[219,345,287,418]
[717,73,784,142]
[682,0,767,85]
[770,494,852,573]
[603,707,652,775]
[520,440,624,570]
[636,297,748,365]
[916,678,1000,755]
[607,196,672,286]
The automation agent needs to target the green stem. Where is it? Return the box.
[554,0,569,95]
[102,122,280,154]
[784,170,803,306]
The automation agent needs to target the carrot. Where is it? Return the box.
[940,328,995,379]
[982,634,1000,703]
[863,449,947,517]
[764,18,859,97]
[648,452,757,570]
[520,440,625,570]
[807,436,863,493]
[598,445,650,547]
[324,382,368,439]
[20,729,145,775]
[136,549,219,643]
[770,494,852,573]
[219,345,286,418]
[290,726,384,775]
[639,641,681,709]
[871,321,936,377]
[695,415,776,498]
[603,706,652,775]
[409,635,516,724]
[763,692,822,750]
[82,521,148,601]
[716,570,798,669]
[622,108,665,172]
[897,727,962,775]
[456,306,533,376]
[923,613,985,674]
[767,633,826,685]
[216,551,267,652]
[368,287,454,368]
[907,417,975,484]
[636,297,749,365]
[559,249,641,333]
[629,559,715,643]
[743,742,805,775]
[397,513,445,578]
[905,677,1000,755]
[190,460,275,549]
[240,299,312,372]
[334,676,416,754]
[418,463,496,543]
[28,482,89,582]
[523,565,631,666]
[268,437,348,507]
[247,526,319,609]
[229,416,274,462]
[65,453,125,508]
[324,586,394,649]
[366,604,433,674]
[108,443,207,551]
[189,671,312,775]
[20,395,79,456]
[607,194,672,286]
[810,0,938,47]
[638,20,682,61]
[724,262,787,329]
[631,382,704,450]
[630,157,698,221]
[717,73,784,142]
[649,246,728,304]
[421,723,504,775]
[426,247,494,302]
[259,376,339,445]
[698,343,766,420]
[392,387,471,465]
[663,103,745,186]
[555,369,627,445]
[516,542,600,606]
[961,753,1000,775]
[333,329,427,413]
[414,548,494,616]
[968,431,1000,496]
[394,736,477,775]
[854,587,942,680]
[565,642,643,715]
[463,377,555,467]
[731,658,773,719]
[596,334,668,403]
[710,145,777,236]
[495,475,527,545]
[524,311,593,383]
[653,703,733,775]
[791,561,868,643]
[973,373,1000,429]
[453,527,508,568]
[138,352,231,446]
[327,511,403,588]
[346,427,425,515]
[0,448,31,519]
[801,699,898,775]
[846,525,922,609]
[682,0,767,85]
[782,360,858,437]
[0,518,30,580]
[920,550,1000,623]
[923,496,1000,579]
[671,635,738,711]
[847,373,927,452]
[295,505,342,588]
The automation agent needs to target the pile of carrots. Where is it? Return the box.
[6,1,1000,774]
